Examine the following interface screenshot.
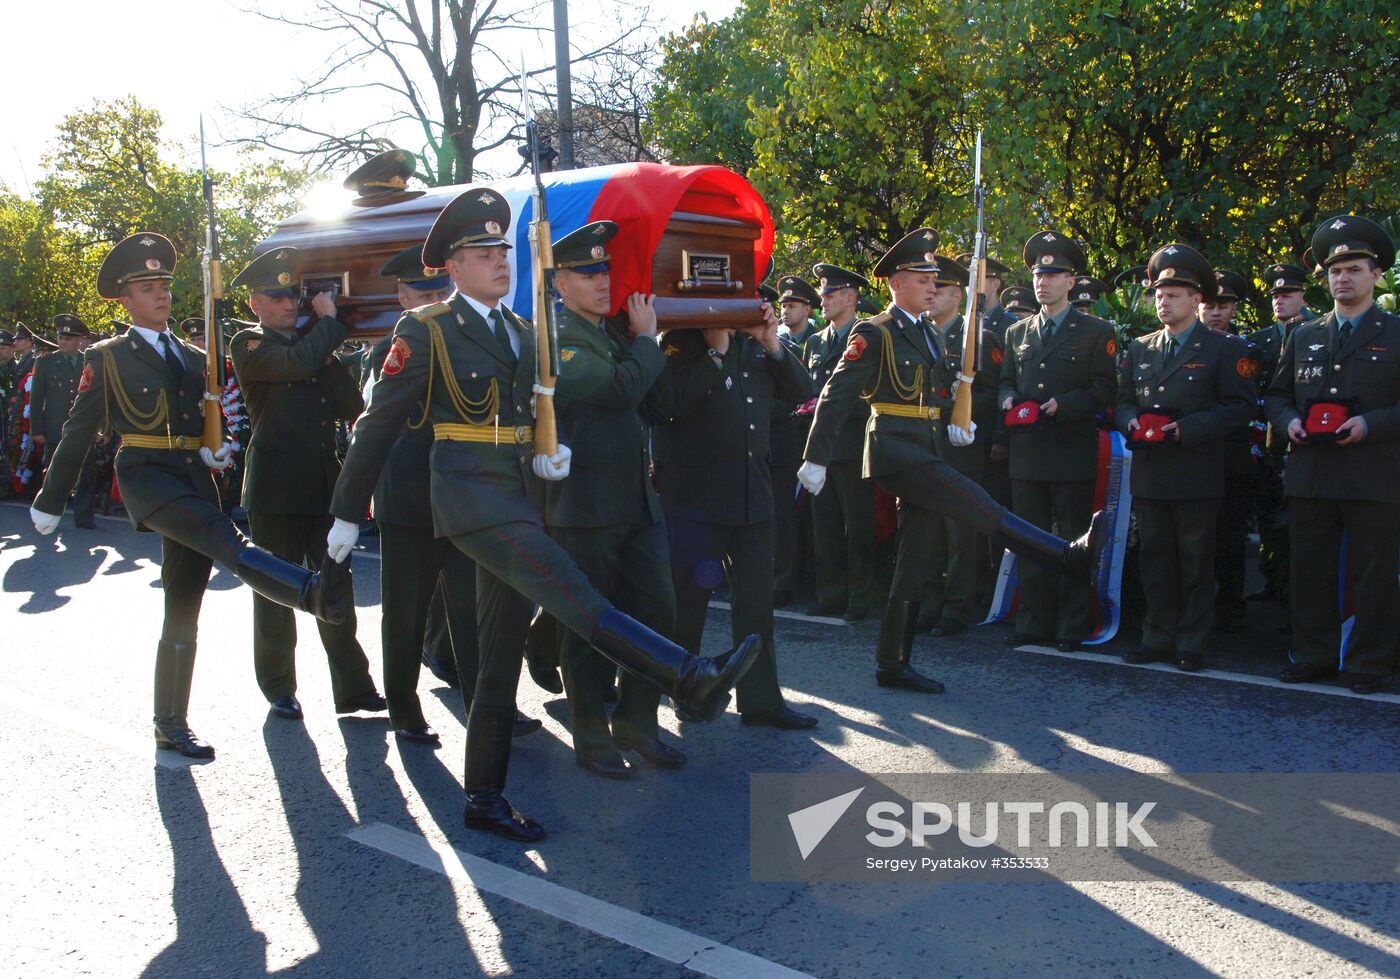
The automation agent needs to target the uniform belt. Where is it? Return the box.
[869,402,942,420]
[433,422,534,446]
[120,434,204,450]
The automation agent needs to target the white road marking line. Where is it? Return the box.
[0,685,201,768]
[1016,644,1400,705]
[348,822,816,979]
[708,600,846,627]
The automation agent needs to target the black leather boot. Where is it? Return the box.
[235,548,352,625]
[875,600,945,694]
[588,608,761,722]
[462,704,544,842]
[152,640,215,759]
[994,509,1111,580]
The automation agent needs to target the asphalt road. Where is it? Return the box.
[4,501,1399,978]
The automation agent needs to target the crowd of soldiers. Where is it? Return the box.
[17,145,1399,841]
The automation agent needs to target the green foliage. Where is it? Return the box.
[1,97,311,334]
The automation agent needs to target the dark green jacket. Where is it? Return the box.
[1117,321,1258,500]
[29,351,86,443]
[998,308,1118,482]
[230,317,363,516]
[331,293,542,537]
[1265,305,1400,505]
[34,329,214,528]
[802,318,870,463]
[364,332,435,529]
[933,315,1004,478]
[544,306,669,529]
[804,306,956,479]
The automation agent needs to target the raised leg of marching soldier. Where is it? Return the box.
[557,522,679,775]
[1010,479,1093,647]
[153,534,214,760]
[250,511,379,714]
[810,459,877,620]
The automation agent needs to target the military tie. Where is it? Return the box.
[1043,318,1055,343]
[1338,319,1354,348]
[1165,336,1179,364]
[158,332,185,382]
[489,308,517,365]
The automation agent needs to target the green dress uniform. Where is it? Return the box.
[1264,212,1400,691]
[230,304,377,711]
[920,310,1003,631]
[32,234,350,759]
[771,315,817,606]
[547,289,677,769]
[659,328,813,719]
[328,188,759,840]
[1116,246,1258,668]
[31,317,100,527]
[804,230,1108,693]
[998,233,1118,647]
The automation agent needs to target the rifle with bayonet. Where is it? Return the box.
[951,130,986,433]
[199,117,228,453]
[519,71,561,459]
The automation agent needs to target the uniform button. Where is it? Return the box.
[1037,383,1045,389]
[1040,364,1046,369]
[1158,385,1166,391]
[1334,365,1342,371]
[1330,387,1338,394]
[471,372,478,379]
[184,456,193,464]
[746,396,753,403]
[742,372,749,378]
[749,423,755,430]
[182,413,189,420]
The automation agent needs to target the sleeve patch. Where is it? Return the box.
[1105,338,1117,358]
[559,347,578,364]
[990,346,1004,366]
[843,333,869,362]
[382,336,412,377]
[1236,356,1257,379]
[77,363,94,393]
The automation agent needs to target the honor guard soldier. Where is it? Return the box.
[800,228,1110,693]
[660,276,818,729]
[1069,276,1108,315]
[772,274,820,608]
[1200,269,1261,628]
[30,233,353,758]
[918,255,1004,635]
[325,189,761,840]
[802,263,879,619]
[1117,245,1257,670]
[344,148,417,203]
[1265,215,1400,695]
[31,314,100,528]
[1245,262,1313,602]
[546,220,688,775]
[998,232,1118,651]
[361,244,471,744]
[229,247,385,722]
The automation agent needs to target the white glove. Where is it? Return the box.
[30,506,61,535]
[947,421,977,447]
[199,443,234,471]
[532,443,572,481]
[797,461,827,496]
[326,517,360,564]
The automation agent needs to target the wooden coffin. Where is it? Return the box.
[256,162,775,338]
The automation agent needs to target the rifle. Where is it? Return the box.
[951,130,986,433]
[519,67,561,459]
[198,117,228,453]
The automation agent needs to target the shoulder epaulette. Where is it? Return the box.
[863,311,893,327]
[92,333,131,351]
[410,301,452,322]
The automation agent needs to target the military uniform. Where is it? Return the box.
[31,315,100,527]
[802,263,877,618]
[31,233,350,760]
[803,228,1108,693]
[771,275,819,606]
[329,188,759,840]
[998,233,1117,647]
[1117,245,1257,668]
[228,248,379,714]
[1265,215,1400,692]
[660,326,814,723]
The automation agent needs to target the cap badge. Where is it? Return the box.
[1276,278,1286,287]
[277,272,291,285]
[1039,255,1053,265]
[921,231,935,241]
[1160,268,1177,279]
[275,250,287,260]
[1044,233,1056,241]
[1331,219,1347,230]
[145,258,161,270]
[924,252,937,262]
[1163,246,1179,255]
[592,225,607,237]
[484,220,503,236]
[1332,243,1349,256]
[139,237,156,247]
[590,245,605,260]
[479,192,497,204]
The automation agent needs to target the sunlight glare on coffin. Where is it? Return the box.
[297,179,348,221]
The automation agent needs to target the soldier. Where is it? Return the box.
[661,280,818,730]
[13,323,47,377]
[800,228,1110,693]
[917,255,1004,635]
[772,275,820,608]
[31,315,101,529]
[1069,276,1109,315]
[1200,269,1260,628]
[228,247,385,722]
[802,263,878,619]
[325,189,761,840]
[962,254,1016,342]
[545,220,688,775]
[1265,215,1400,695]
[999,286,1037,319]
[30,233,353,758]
[1245,263,1314,603]
[998,232,1118,652]
[1117,245,1257,671]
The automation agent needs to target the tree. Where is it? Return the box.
[233,0,657,184]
